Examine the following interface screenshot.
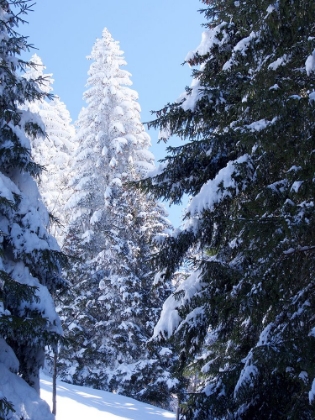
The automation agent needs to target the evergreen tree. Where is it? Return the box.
[58,28,176,408]
[0,1,64,418]
[140,0,315,418]
[23,54,76,246]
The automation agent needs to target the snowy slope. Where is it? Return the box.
[40,373,175,420]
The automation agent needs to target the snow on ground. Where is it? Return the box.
[40,373,175,420]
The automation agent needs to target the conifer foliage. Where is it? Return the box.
[23,54,76,245]
[0,1,64,419]
[58,28,175,408]
[143,0,315,418]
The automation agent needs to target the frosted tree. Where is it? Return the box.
[58,28,176,408]
[23,54,75,246]
[0,1,64,419]
[139,0,315,417]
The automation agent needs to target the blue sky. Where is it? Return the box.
[22,1,205,225]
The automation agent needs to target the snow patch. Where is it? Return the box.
[90,209,103,225]
[187,154,250,215]
[306,50,315,75]
[40,372,175,419]
[268,54,289,70]
[0,338,19,373]
[0,364,54,420]
[153,270,203,339]
[291,181,303,192]
[310,378,315,404]
[234,351,258,398]
[223,32,257,71]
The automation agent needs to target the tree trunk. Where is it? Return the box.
[52,351,57,416]
[176,395,180,420]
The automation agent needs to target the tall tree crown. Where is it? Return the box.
[58,28,175,408]
[23,54,76,245]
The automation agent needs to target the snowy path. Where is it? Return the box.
[40,374,176,420]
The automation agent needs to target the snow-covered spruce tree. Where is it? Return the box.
[23,54,75,246]
[58,28,176,408]
[0,1,64,419]
[138,0,315,418]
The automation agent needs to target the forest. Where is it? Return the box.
[1,0,315,419]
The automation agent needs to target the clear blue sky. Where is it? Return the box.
[22,1,205,225]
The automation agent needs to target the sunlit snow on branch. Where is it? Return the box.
[186,154,250,216]
[153,270,203,339]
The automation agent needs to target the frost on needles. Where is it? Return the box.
[23,53,76,246]
[56,28,177,409]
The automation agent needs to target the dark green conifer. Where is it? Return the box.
[0,1,64,418]
[140,0,315,418]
